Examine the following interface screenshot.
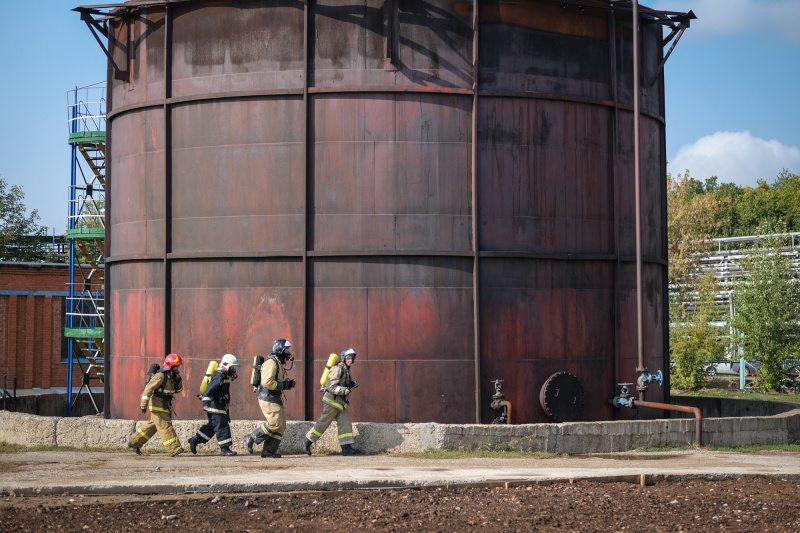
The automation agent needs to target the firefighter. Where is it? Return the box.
[128,353,185,456]
[243,339,296,458]
[188,353,239,456]
[303,348,360,456]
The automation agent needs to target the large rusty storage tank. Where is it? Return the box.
[91,0,686,423]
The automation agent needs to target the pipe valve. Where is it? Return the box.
[490,379,511,424]
[609,382,635,408]
[637,369,663,392]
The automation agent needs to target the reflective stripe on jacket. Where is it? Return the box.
[257,355,286,405]
[323,362,354,411]
[140,371,183,412]
[202,370,231,414]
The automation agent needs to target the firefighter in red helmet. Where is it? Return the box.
[127,353,185,456]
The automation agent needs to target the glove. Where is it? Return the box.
[284,379,296,390]
[344,388,351,396]
[350,380,358,390]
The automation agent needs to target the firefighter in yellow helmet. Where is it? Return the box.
[243,339,296,458]
[303,348,359,456]
[188,353,239,456]
[128,353,185,456]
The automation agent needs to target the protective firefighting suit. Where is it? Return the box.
[244,353,295,458]
[189,369,234,454]
[306,361,356,449]
[128,369,184,456]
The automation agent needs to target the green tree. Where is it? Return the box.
[772,169,800,230]
[0,177,47,262]
[730,222,800,390]
[670,272,728,389]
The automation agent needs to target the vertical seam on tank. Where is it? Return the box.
[471,0,481,424]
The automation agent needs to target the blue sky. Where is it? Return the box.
[1,0,799,233]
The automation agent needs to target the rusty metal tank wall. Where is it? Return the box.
[104,0,669,424]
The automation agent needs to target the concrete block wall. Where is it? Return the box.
[2,408,799,455]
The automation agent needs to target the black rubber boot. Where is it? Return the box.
[220,446,237,456]
[128,441,141,455]
[244,435,255,454]
[172,448,184,457]
[244,427,267,454]
[188,436,199,455]
[341,444,359,456]
[302,437,313,456]
[261,437,281,458]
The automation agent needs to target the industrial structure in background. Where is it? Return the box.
[64,85,107,415]
[75,0,694,424]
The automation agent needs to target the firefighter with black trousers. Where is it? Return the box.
[127,353,185,456]
[303,348,360,456]
[188,354,240,456]
[243,339,296,458]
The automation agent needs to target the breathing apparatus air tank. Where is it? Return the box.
[319,353,339,390]
[199,361,218,394]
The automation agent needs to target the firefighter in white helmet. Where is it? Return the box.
[303,348,360,456]
[188,353,240,456]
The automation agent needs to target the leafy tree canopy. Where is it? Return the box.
[0,177,48,262]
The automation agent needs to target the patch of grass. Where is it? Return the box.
[0,441,161,454]
[630,444,697,453]
[84,458,109,469]
[672,386,800,403]
[706,443,800,453]
[0,461,22,473]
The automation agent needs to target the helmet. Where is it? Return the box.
[163,353,183,370]
[220,353,239,373]
[341,348,356,365]
[272,339,292,363]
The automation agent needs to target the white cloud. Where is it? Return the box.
[668,131,800,188]
[649,0,800,44]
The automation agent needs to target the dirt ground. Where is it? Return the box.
[1,477,799,532]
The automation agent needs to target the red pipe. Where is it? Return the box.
[633,400,702,447]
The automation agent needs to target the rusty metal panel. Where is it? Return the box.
[395,360,474,423]
[479,1,610,99]
[312,93,472,252]
[108,262,164,420]
[618,262,667,406]
[478,98,613,254]
[169,259,305,421]
[479,258,615,423]
[109,108,166,257]
[307,360,397,422]
[170,98,305,254]
[313,0,472,88]
[309,258,474,421]
[615,113,666,258]
[171,1,305,98]
[109,8,166,109]
[481,358,615,424]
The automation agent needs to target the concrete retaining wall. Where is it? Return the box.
[3,407,799,455]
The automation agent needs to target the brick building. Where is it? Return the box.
[0,262,83,390]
